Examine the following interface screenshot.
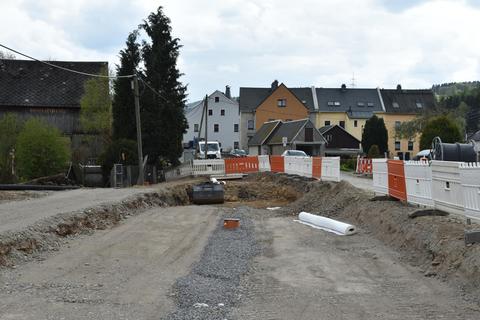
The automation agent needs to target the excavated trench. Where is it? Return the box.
[1,173,480,302]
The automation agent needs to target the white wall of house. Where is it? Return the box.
[183,90,240,152]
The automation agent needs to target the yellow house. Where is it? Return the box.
[379,86,437,159]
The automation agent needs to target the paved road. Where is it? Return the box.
[0,206,219,320]
[0,187,156,234]
[341,171,375,192]
[232,214,479,320]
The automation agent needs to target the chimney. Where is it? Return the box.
[225,85,231,99]
[271,80,279,91]
[341,83,347,91]
[396,84,402,92]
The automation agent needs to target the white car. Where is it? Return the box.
[281,150,308,157]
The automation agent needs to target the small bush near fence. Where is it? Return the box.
[340,158,356,172]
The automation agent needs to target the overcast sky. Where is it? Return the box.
[1,0,480,101]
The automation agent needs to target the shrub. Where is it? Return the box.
[420,115,462,150]
[367,144,381,158]
[16,118,70,180]
[99,139,138,182]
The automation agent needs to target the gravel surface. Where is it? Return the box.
[163,206,259,320]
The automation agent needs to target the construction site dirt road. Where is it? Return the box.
[1,174,479,319]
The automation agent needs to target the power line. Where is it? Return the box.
[139,78,169,103]
[0,43,135,79]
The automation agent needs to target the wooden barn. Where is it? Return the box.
[0,59,107,146]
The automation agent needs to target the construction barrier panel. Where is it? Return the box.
[356,157,373,174]
[224,156,259,174]
[372,159,388,195]
[404,161,433,207]
[387,160,407,201]
[312,157,322,180]
[258,155,271,172]
[270,155,285,173]
[431,160,464,216]
[284,156,313,177]
[192,159,225,176]
[460,163,480,221]
[321,157,341,182]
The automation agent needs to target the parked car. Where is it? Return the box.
[229,149,247,157]
[414,149,432,160]
[198,141,222,159]
[281,150,308,157]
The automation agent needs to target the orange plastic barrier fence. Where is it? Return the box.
[224,156,259,174]
[387,160,407,201]
[312,157,322,179]
[356,158,373,174]
[270,156,285,173]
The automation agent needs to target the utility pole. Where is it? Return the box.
[132,75,144,185]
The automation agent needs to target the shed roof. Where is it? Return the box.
[248,120,281,146]
[0,59,107,108]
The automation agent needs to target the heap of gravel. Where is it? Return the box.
[163,207,259,320]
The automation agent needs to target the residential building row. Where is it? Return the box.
[186,80,435,159]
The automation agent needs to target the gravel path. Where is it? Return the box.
[340,171,375,192]
[0,187,156,234]
[162,206,259,320]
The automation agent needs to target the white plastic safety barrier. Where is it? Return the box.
[321,157,340,182]
[459,163,480,221]
[372,159,388,195]
[192,159,225,176]
[431,160,464,217]
[258,155,271,172]
[164,160,193,181]
[284,156,312,178]
[404,161,433,207]
[297,212,357,235]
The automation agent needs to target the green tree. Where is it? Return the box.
[361,115,388,155]
[16,119,70,180]
[99,139,138,183]
[112,31,141,141]
[0,114,23,182]
[367,145,381,158]
[140,7,188,165]
[420,115,462,150]
[80,66,112,140]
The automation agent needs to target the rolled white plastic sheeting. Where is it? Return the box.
[297,212,357,236]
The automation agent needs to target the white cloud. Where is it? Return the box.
[1,0,480,100]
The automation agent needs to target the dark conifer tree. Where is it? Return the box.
[361,115,389,155]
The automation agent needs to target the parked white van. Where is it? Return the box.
[198,141,222,159]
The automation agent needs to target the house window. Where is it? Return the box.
[416,100,423,108]
[357,102,365,107]
[215,96,219,103]
[327,101,334,107]
[221,109,225,116]
[367,102,374,107]
[408,141,414,151]
[247,120,254,130]
[334,101,341,106]
[395,141,401,151]
[234,141,239,149]
[208,109,213,116]
[268,118,275,121]
[392,102,400,109]
[354,120,358,127]
[395,121,401,129]
[194,124,199,132]
[325,134,332,142]
[305,128,313,142]
[277,99,287,107]
[234,124,239,132]
[214,124,219,132]
[339,121,345,128]
[324,120,331,126]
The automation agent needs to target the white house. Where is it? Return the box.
[183,86,240,152]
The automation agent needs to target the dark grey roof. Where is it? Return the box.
[248,120,281,146]
[468,130,480,141]
[316,88,383,113]
[380,88,436,114]
[239,86,314,112]
[318,125,334,134]
[0,59,107,108]
[239,87,271,112]
[267,119,308,145]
